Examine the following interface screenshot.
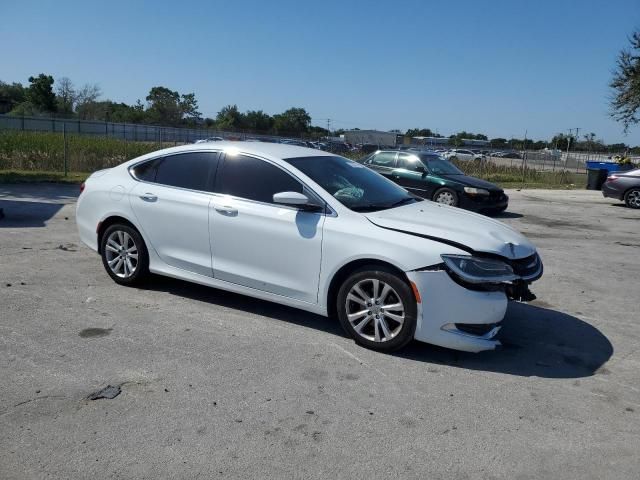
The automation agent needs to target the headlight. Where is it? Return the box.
[441,254,518,284]
[464,187,490,195]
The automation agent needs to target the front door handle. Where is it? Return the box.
[213,204,238,215]
[140,193,157,202]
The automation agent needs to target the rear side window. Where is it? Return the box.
[130,158,160,182]
[132,152,218,191]
[216,154,302,203]
[369,152,397,167]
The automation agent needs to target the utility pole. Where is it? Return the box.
[521,130,528,187]
[326,119,331,139]
[565,129,572,170]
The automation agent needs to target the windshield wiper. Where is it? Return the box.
[389,197,417,208]
[350,204,390,212]
[351,197,416,212]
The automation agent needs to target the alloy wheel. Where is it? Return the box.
[344,279,405,342]
[627,189,640,208]
[104,230,139,279]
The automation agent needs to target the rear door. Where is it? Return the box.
[394,152,432,198]
[363,151,398,179]
[129,151,219,277]
[209,153,325,304]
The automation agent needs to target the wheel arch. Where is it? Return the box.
[326,258,408,319]
[97,215,140,254]
[624,185,640,196]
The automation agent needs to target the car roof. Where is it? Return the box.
[375,149,441,156]
[124,141,335,167]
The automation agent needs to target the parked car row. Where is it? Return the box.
[77,142,541,354]
[194,136,353,153]
[442,149,486,162]
[490,150,522,159]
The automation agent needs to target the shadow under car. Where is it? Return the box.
[138,276,612,379]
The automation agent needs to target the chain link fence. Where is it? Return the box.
[0,114,634,188]
[0,114,330,174]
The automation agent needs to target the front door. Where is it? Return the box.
[394,152,432,198]
[209,153,324,304]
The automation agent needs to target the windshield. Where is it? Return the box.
[421,155,464,175]
[285,156,419,211]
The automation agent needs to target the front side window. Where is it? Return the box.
[215,154,302,203]
[285,155,418,212]
[397,153,425,172]
[131,152,217,191]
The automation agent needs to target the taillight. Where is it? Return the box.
[79,182,86,194]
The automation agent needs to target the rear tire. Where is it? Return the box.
[100,224,149,285]
[336,266,417,352]
[624,188,640,209]
[433,187,459,207]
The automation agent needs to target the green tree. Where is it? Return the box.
[145,86,200,126]
[550,134,575,150]
[309,125,329,138]
[0,81,26,114]
[273,107,311,135]
[145,87,179,125]
[244,110,274,132]
[490,138,508,148]
[610,30,640,132]
[406,128,435,137]
[216,104,244,130]
[26,74,57,113]
[179,92,201,123]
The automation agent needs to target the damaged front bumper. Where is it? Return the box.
[406,254,542,352]
[406,270,508,353]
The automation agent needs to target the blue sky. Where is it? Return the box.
[1,0,639,144]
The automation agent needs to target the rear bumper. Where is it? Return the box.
[76,195,99,252]
[406,270,507,353]
[601,182,623,200]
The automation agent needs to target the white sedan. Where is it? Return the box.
[76,142,542,353]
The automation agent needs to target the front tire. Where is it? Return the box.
[336,266,417,352]
[100,224,149,285]
[624,188,640,209]
[433,187,459,207]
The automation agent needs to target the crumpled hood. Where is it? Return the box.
[365,201,535,259]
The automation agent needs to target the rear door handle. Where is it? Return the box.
[140,193,157,202]
[213,204,238,215]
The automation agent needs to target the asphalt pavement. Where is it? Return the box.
[1,184,638,479]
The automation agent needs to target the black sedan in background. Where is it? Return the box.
[602,168,640,209]
[361,150,508,214]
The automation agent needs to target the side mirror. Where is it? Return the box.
[273,191,323,211]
